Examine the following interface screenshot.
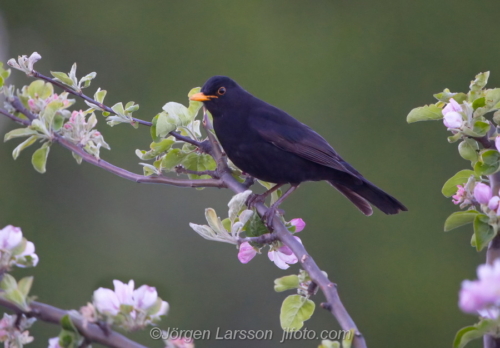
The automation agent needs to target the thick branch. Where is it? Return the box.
[0,298,147,348]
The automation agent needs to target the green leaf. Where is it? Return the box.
[406,104,443,123]
[50,71,75,87]
[94,88,107,104]
[27,80,54,99]
[433,89,467,103]
[53,114,64,131]
[31,142,50,173]
[41,100,64,130]
[280,294,315,331]
[274,275,300,292]
[474,149,500,176]
[161,148,187,170]
[4,128,38,142]
[227,190,253,223]
[12,135,37,160]
[0,274,17,292]
[17,276,33,298]
[151,114,160,142]
[458,139,479,162]
[187,87,203,117]
[472,97,486,110]
[156,111,176,138]
[72,152,83,165]
[473,214,496,251]
[469,72,490,102]
[448,133,462,143]
[472,121,490,137]
[111,102,125,116]
[244,210,269,238]
[60,314,78,333]
[136,139,175,160]
[442,170,475,197]
[3,289,29,311]
[454,319,498,348]
[181,153,216,179]
[444,211,479,231]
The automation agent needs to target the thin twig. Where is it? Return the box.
[0,298,147,348]
[174,165,218,178]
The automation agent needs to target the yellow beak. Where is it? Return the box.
[189,92,217,102]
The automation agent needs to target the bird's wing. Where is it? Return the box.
[250,107,357,175]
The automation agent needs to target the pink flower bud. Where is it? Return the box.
[0,225,23,250]
[442,98,463,115]
[474,183,492,204]
[238,242,257,264]
[93,288,120,316]
[489,196,500,211]
[290,218,306,232]
[443,111,463,129]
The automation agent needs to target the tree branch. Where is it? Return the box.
[0,298,147,348]
[1,83,367,348]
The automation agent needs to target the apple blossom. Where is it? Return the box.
[452,185,466,205]
[268,237,302,270]
[474,183,492,204]
[459,260,500,318]
[488,196,500,211]
[238,242,257,264]
[0,225,39,269]
[92,280,169,330]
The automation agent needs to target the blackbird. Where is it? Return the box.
[190,76,407,223]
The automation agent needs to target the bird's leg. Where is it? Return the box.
[264,184,299,227]
[242,175,255,189]
[246,183,284,208]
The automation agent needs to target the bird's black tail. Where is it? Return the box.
[328,179,407,216]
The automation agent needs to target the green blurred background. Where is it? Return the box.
[0,1,497,347]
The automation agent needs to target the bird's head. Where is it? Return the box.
[189,76,244,116]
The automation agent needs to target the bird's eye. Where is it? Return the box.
[217,87,226,95]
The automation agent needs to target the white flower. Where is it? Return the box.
[92,280,169,330]
[93,288,120,316]
[268,237,302,270]
[0,225,39,269]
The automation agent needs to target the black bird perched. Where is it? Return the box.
[190,76,407,224]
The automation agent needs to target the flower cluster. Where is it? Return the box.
[61,110,110,159]
[90,280,169,330]
[238,218,306,270]
[0,225,39,270]
[0,313,36,348]
[459,260,500,319]
[442,98,465,129]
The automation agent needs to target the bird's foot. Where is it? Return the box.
[246,192,266,208]
[242,176,255,189]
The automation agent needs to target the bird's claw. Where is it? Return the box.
[246,193,265,208]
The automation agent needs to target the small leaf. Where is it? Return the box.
[31,142,50,173]
[244,210,269,238]
[444,211,479,231]
[111,102,125,116]
[0,274,17,292]
[474,149,500,176]
[406,104,443,123]
[442,170,475,197]
[454,319,498,348]
[280,294,315,331]
[12,135,37,160]
[433,89,467,103]
[94,88,107,104]
[458,139,479,162]
[60,314,78,333]
[50,71,75,87]
[472,97,486,110]
[4,128,38,142]
[473,214,496,251]
[274,275,300,292]
[161,148,187,170]
[17,277,33,298]
[156,111,176,138]
[72,152,83,165]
